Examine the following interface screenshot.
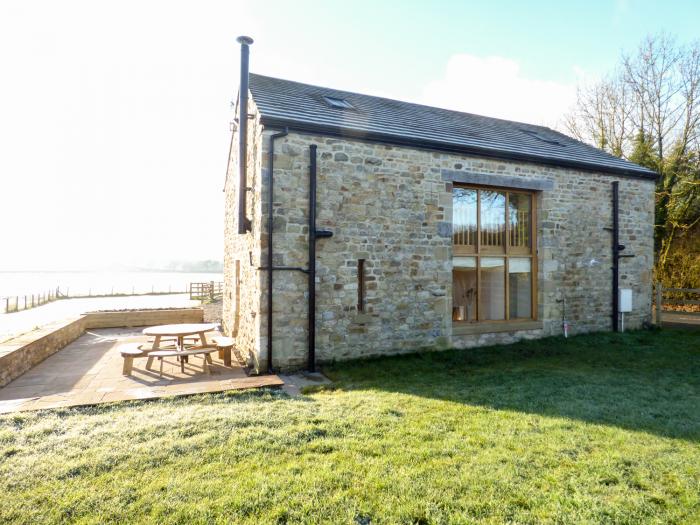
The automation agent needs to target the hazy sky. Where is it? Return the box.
[1,0,698,271]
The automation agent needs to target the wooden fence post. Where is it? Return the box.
[656,283,663,326]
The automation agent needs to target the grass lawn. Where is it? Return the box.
[1,329,699,524]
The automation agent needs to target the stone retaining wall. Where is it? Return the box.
[0,308,204,387]
[83,308,203,329]
[0,317,85,388]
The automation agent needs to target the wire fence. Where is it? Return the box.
[1,283,204,314]
[2,289,60,313]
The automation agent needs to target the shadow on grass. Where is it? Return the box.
[324,329,700,441]
[24,384,310,420]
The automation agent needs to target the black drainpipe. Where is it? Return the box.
[236,35,253,234]
[611,181,620,332]
[258,141,331,373]
[266,128,288,373]
[308,145,333,372]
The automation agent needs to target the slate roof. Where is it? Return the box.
[248,73,656,179]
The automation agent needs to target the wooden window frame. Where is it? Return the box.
[452,184,537,324]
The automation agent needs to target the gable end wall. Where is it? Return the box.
[223,97,265,369]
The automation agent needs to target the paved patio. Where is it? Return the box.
[0,328,283,413]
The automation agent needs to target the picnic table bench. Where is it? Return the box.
[120,323,235,377]
[149,347,219,376]
[212,336,234,367]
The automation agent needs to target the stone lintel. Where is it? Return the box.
[441,170,554,191]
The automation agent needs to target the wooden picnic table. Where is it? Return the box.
[142,323,218,353]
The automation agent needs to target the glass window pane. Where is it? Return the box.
[509,258,532,319]
[509,193,531,250]
[480,190,506,249]
[452,188,477,248]
[453,257,477,322]
[480,257,505,320]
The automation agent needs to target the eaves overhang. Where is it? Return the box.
[260,116,659,181]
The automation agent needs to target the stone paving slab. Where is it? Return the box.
[279,372,334,397]
[0,328,283,413]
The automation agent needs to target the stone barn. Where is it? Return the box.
[223,39,657,373]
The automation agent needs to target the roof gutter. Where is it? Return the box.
[259,117,659,181]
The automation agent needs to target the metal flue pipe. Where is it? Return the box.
[236,35,254,234]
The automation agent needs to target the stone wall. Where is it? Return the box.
[222,97,265,369]
[536,171,655,333]
[260,134,455,369]
[202,299,223,324]
[0,317,85,387]
[83,308,203,329]
[226,128,655,371]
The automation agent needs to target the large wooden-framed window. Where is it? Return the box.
[452,185,537,323]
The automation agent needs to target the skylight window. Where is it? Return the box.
[519,128,564,146]
[323,96,354,109]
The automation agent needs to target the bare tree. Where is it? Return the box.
[562,34,700,282]
[564,73,632,158]
[677,41,700,153]
[622,34,683,164]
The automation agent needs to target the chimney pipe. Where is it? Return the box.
[236,35,254,234]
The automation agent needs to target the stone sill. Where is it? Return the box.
[452,320,543,336]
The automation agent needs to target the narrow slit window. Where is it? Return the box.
[357,259,365,312]
[233,260,241,336]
